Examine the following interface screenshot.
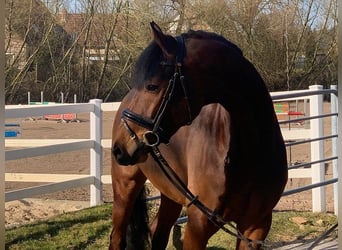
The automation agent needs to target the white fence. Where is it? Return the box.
[271,85,338,213]
[5,100,119,207]
[4,85,338,214]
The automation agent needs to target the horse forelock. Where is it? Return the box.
[131,42,162,87]
[132,40,177,88]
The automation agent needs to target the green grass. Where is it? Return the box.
[6,204,112,250]
[204,211,337,250]
[6,203,337,250]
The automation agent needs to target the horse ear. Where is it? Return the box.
[150,21,176,58]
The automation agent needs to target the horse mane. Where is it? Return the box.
[131,29,243,89]
[182,30,243,56]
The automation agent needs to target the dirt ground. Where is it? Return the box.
[4,102,337,228]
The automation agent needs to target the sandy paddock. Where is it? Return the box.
[5,103,336,227]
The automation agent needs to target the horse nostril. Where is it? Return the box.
[112,143,132,166]
[112,143,122,158]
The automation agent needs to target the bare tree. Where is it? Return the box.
[4,0,337,104]
[196,0,337,90]
[5,0,57,103]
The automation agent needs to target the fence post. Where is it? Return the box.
[309,85,325,212]
[330,85,338,215]
[89,99,103,206]
[0,5,5,246]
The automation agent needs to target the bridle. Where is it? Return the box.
[121,35,191,148]
[119,35,264,249]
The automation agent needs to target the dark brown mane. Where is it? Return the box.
[132,29,243,89]
[183,29,243,56]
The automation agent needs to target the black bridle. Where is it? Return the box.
[121,35,191,147]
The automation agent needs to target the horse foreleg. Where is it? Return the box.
[235,212,272,250]
[150,194,182,250]
[109,163,146,250]
[182,206,219,250]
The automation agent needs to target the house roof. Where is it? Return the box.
[5,0,54,44]
[55,8,125,49]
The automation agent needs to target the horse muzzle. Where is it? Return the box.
[112,119,161,166]
[112,139,147,166]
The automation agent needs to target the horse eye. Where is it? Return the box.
[146,84,159,92]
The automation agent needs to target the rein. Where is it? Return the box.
[150,146,264,249]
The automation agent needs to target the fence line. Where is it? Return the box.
[270,85,338,213]
[331,85,338,214]
[5,100,103,207]
[4,85,338,214]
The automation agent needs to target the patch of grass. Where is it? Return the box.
[266,211,337,248]
[168,211,337,249]
[6,204,337,250]
[6,204,112,250]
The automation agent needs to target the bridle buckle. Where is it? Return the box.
[143,131,160,147]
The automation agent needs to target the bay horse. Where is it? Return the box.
[110,22,288,249]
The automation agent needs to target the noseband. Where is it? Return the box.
[121,35,191,147]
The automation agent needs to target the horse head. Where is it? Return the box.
[112,22,201,165]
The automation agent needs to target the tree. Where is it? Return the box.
[5,0,58,103]
[4,0,337,104]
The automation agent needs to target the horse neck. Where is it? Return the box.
[185,39,274,127]
[211,71,281,163]
[205,73,276,131]
[184,39,280,147]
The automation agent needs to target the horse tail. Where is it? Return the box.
[127,186,151,249]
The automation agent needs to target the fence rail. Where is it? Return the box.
[4,85,339,214]
[5,99,104,206]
